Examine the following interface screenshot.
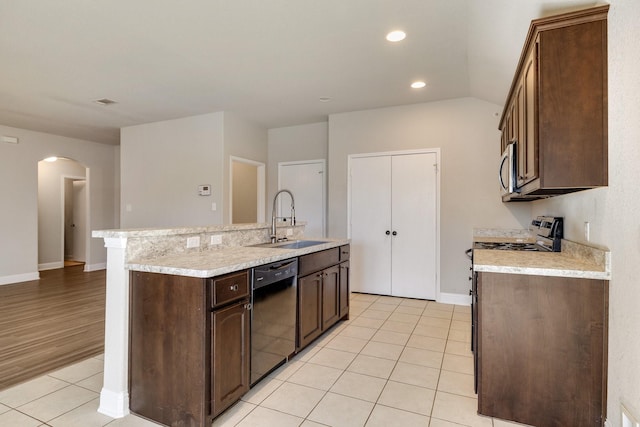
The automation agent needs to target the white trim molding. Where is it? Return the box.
[438,292,471,306]
[0,272,39,286]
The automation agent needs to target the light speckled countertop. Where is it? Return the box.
[126,239,349,278]
[472,228,610,280]
[473,249,610,280]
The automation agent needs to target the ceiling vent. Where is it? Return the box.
[93,98,118,106]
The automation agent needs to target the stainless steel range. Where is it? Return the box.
[473,216,563,252]
[467,216,563,394]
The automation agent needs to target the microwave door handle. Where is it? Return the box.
[499,154,509,191]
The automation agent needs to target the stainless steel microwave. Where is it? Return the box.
[499,142,517,196]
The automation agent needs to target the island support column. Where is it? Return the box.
[97,237,130,418]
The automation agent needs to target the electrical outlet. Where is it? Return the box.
[210,235,222,245]
[286,228,293,236]
[186,236,200,248]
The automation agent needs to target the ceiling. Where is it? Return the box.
[0,0,598,145]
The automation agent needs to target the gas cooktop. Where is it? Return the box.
[473,241,545,251]
[473,216,564,253]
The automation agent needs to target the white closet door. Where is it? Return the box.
[279,161,325,238]
[349,156,392,295]
[391,153,437,299]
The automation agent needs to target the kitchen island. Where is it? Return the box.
[92,223,347,421]
[472,231,610,426]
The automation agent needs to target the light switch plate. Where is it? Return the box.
[210,235,222,245]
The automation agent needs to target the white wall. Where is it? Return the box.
[120,112,225,228]
[267,122,328,215]
[532,1,640,424]
[0,124,117,284]
[328,98,531,295]
[222,112,268,224]
[120,111,268,227]
[37,158,86,267]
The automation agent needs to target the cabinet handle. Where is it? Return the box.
[392,231,397,236]
[229,284,239,291]
[244,303,252,310]
[385,230,390,235]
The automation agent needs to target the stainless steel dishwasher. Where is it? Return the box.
[250,258,298,386]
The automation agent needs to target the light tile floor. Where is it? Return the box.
[0,293,532,427]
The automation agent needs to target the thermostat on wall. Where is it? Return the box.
[198,185,211,196]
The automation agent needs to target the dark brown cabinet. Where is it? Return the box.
[500,5,608,201]
[209,271,251,419]
[476,272,608,427]
[297,245,350,350]
[129,270,250,427]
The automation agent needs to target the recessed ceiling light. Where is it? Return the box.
[94,98,118,106]
[319,97,332,102]
[386,30,406,42]
[411,81,426,89]
[44,156,58,162]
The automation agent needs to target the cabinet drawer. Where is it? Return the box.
[339,245,350,261]
[210,271,249,307]
[299,248,339,277]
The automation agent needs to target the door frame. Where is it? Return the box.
[347,148,441,301]
[277,159,326,237]
[229,156,266,224]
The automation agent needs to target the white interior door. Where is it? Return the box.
[391,153,437,299]
[349,156,392,295]
[278,161,326,238]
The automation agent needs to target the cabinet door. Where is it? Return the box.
[339,261,350,319]
[515,80,526,188]
[297,273,323,349]
[321,265,340,330]
[211,301,250,417]
[522,43,538,185]
[390,153,438,299]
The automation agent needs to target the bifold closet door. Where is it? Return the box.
[349,156,392,295]
[390,153,437,300]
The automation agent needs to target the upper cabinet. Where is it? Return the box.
[499,5,609,201]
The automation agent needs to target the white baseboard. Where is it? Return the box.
[98,387,130,418]
[438,292,471,306]
[38,261,64,271]
[0,272,40,286]
[85,262,106,272]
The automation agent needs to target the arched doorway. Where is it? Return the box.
[37,157,89,270]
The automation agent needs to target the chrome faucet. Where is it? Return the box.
[271,189,296,243]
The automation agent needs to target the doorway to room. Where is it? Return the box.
[278,159,326,238]
[37,157,89,270]
[230,156,265,224]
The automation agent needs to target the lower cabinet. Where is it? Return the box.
[211,300,250,418]
[128,245,350,426]
[297,245,350,350]
[129,270,250,427]
[477,272,608,427]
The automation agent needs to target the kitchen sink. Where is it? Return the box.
[251,240,327,249]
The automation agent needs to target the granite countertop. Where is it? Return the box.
[126,238,349,278]
[473,249,610,280]
[472,228,610,280]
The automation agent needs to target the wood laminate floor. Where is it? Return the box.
[0,265,106,390]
